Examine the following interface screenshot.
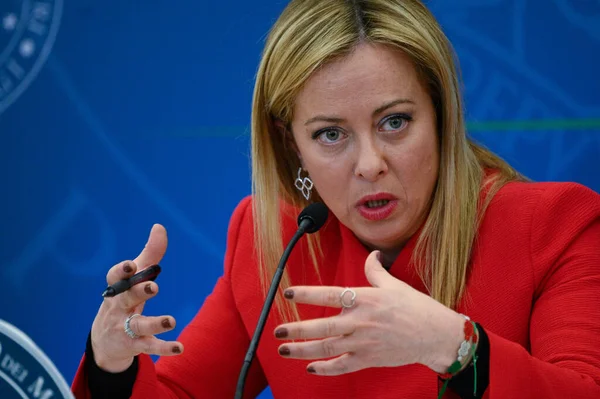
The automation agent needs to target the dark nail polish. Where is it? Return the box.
[278,346,290,356]
[307,366,316,374]
[172,346,181,354]
[144,283,153,295]
[284,290,294,299]
[162,318,172,329]
[123,264,133,273]
[275,328,288,338]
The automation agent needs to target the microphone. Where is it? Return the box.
[235,202,329,399]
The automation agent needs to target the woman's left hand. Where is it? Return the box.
[274,250,466,376]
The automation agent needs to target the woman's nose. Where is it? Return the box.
[354,139,388,181]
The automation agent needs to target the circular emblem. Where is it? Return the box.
[0,0,63,115]
[0,319,74,398]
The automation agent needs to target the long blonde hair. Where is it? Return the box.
[251,0,523,322]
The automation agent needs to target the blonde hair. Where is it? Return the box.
[251,0,523,322]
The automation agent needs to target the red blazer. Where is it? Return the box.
[72,181,600,398]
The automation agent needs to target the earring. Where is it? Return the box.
[294,167,313,201]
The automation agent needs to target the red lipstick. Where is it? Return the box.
[356,193,398,221]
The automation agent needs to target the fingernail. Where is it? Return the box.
[274,328,288,338]
[123,263,133,273]
[376,251,382,262]
[284,289,294,299]
[172,346,181,354]
[307,366,316,374]
[144,283,153,295]
[278,346,290,356]
[162,318,172,329]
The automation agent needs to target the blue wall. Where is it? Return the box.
[1,1,598,397]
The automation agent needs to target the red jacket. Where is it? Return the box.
[72,181,600,398]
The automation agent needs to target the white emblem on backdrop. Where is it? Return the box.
[0,320,75,398]
[0,0,63,115]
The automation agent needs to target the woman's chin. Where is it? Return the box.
[355,230,409,254]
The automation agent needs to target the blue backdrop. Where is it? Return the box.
[1,1,598,398]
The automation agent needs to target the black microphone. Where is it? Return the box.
[235,202,329,399]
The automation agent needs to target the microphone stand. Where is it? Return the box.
[234,219,311,399]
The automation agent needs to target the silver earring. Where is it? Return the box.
[294,167,313,200]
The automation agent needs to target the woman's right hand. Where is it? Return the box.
[90,224,184,373]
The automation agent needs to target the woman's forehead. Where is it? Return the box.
[293,44,422,118]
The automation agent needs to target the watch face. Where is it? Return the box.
[0,0,63,115]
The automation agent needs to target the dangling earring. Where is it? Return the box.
[294,167,313,201]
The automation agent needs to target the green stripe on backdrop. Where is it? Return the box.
[466,118,600,132]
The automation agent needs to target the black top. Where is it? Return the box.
[85,333,139,399]
[85,324,490,398]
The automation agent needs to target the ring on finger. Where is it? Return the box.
[340,288,357,309]
[124,313,142,339]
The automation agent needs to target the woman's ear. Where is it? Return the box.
[274,119,302,164]
[273,118,287,136]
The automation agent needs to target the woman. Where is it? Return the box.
[71,0,600,398]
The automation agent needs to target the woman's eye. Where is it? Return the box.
[381,114,411,131]
[315,129,344,144]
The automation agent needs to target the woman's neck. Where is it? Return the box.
[359,241,403,270]
[379,248,401,270]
